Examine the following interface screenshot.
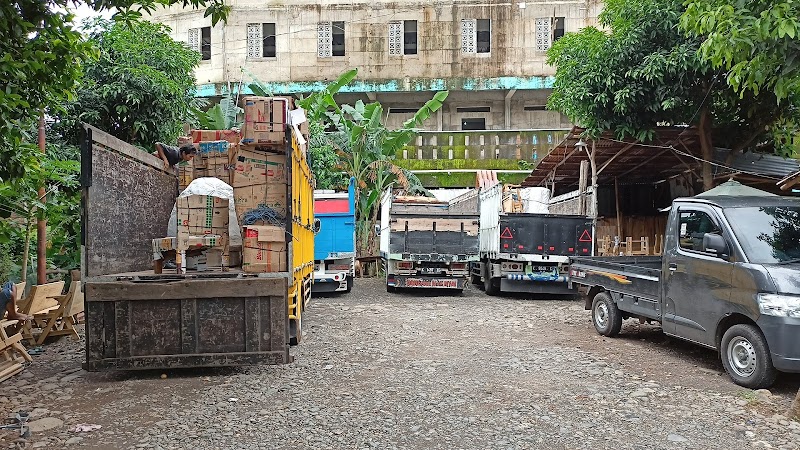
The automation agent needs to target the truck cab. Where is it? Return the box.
[570,195,800,388]
[312,178,356,294]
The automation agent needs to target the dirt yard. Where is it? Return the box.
[2,278,799,449]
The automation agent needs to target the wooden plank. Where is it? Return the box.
[269,284,287,350]
[180,298,197,354]
[84,123,167,173]
[114,301,131,359]
[390,219,479,234]
[244,297,260,352]
[83,351,292,371]
[86,278,285,302]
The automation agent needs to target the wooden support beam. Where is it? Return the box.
[597,141,638,175]
[614,177,622,242]
[615,148,671,180]
[673,139,704,181]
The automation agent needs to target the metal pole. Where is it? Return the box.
[37,111,47,284]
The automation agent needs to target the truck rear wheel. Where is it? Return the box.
[485,277,500,296]
[289,312,302,346]
[720,324,777,389]
[386,284,396,293]
[592,292,622,337]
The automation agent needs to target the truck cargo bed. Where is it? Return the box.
[569,256,662,300]
[84,277,289,371]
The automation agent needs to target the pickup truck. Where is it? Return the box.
[569,195,800,388]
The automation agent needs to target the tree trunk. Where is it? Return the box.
[697,106,715,192]
[790,388,800,421]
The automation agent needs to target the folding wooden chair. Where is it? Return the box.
[17,281,64,345]
[625,237,649,256]
[35,281,84,344]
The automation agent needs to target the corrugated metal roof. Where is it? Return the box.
[713,149,800,178]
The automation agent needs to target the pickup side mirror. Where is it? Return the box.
[703,233,728,259]
[313,218,321,234]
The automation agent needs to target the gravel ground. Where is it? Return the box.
[2,278,799,449]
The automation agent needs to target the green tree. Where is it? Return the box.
[0,0,228,181]
[547,0,798,190]
[681,0,800,155]
[55,19,202,146]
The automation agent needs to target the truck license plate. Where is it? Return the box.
[420,267,442,274]
[528,265,551,273]
[403,278,459,289]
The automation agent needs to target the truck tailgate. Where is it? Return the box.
[499,214,592,256]
[569,256,662,300]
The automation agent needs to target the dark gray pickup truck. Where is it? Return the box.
[569,195,800,388]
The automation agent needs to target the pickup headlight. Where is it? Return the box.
[757,294,800,318]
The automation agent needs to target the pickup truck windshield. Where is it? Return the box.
[724,206,800,264]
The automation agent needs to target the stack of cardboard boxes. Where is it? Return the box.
[159,95,307,274]
[237,96,293,274]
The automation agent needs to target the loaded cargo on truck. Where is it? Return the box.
[379,191,479,293]
[312,178,356,294]
[454,173,593,296]
[81,95,315,371]
[569,191,800,389]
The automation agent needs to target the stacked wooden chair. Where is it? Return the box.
[16,281,65,345]
[0,282,32,382]
[34,280,84,344]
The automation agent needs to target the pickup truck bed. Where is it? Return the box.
[570,256,661,301]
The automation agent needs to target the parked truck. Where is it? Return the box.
[459,183,593,296]
[81,122,314,370]
[379,192,479,293]
[569,194,800,388]
[312,178,356,294]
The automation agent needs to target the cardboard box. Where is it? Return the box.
[241,129,285,146]
[243,97,290,124]
[192,129,241,144]
[242,225,287,273]
[232,149,287,187]
[197,140,230,154]
[234,184,287,219]
[177,160,194,191]
[177,208,229,230]
[177,195,228,210]
[194,153,234,184]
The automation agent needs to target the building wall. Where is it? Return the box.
[148,0,602,87]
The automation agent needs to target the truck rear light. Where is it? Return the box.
[397,261,413,269]
[450,263,466,270]
[537,246,543,251]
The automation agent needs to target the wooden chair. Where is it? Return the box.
[16,281,64,345]
[35,281,84,344]
[625,237,649,256]
[596,236,613,256]
[653,234,664,255]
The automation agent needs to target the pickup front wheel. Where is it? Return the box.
[720,324,777,389]
[592,292,622,337]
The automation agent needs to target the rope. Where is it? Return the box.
[240,206,285,226]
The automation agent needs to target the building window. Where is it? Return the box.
[391,20,418,56]
[247,23,276,58]
[189,26,211,60]
[456,106,490,113]
[461,19,490,54]
[461,118,486,130]
[524,105,547,111]
[536,17,565,51]
[319,21,345,57]
[389,108,419,114]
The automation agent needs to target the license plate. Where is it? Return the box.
[420,267,442,274]
[529,265,552,272]
[403,278,460,289]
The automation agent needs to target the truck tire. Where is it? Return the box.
[345,276,353,293]
[720,324,777,389]
[386,284,396,293]
[485,277,500,296]
[470,274,483,288]
[289,312,302,346]
[591,292,622,337]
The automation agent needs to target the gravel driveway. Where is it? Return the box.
[2,278,799,449]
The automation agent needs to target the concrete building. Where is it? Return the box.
[148,0,604,187]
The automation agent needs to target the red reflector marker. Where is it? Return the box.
[537,246,543,250]
[569,247,574,252]
[503,244,509,248]
[583,248,589,253]
[549,247,555,251]
[518,245,524,249]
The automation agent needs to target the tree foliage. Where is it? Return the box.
[547,0,800,190]
[0,0,228,181]
[55,19,201,146]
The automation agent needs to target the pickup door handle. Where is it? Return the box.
[668,263,677,271]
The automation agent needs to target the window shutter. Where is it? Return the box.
[247,23,263,58]
[317,22,332,57]
[535,18,552,51]
[388,22,402,56]
[188,28,200,53]
[461,19,476,54]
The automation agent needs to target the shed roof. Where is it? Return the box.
[521,127,704,190]
[522,126,799,193]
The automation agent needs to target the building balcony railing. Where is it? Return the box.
[394,129,570,188]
